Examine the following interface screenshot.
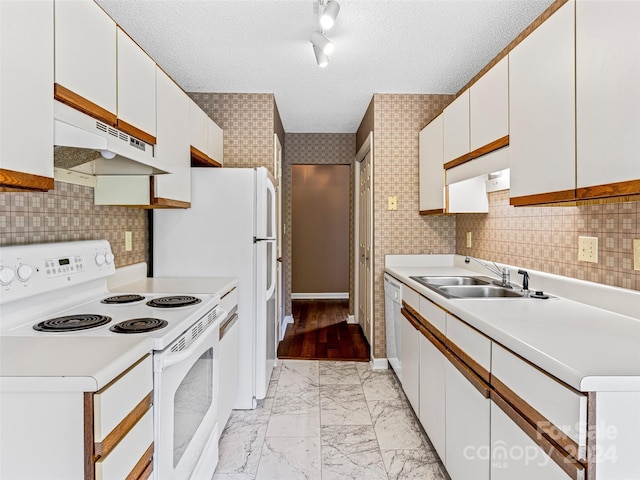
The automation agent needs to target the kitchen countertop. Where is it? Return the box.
[107,262,237,298]
[386,256,640,392]
[0,336,153,392]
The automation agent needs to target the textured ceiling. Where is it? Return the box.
[96,0,554,133]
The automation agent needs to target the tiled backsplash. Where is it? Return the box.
[0,182,148,268]
[456,191,640,291]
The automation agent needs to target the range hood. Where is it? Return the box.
[54,101,171,175]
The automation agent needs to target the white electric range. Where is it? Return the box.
[0,240,224,480]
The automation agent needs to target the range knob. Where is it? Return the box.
[16,264,33,282]
[0,266,16,286]
[95,253,106,266]
[105,252,115,265]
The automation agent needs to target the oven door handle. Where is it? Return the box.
[160,309,227,370]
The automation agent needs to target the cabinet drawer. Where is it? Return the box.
[446,315,491,382]
[419,295,446,338]
[94,355,152,443]
[95,409,153,480]
[402,286,420,313]
[491,343,587,453]
[220,286,238,315]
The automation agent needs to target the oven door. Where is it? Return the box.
[153,319,220,480]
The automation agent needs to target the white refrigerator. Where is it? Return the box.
[153,167,277,409]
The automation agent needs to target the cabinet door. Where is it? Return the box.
[207,118,224,166]
[0,0,54,191]
[509,0,575,205]
[190,101,209,155]
[400,311,420,415]
[576,0,640,197]
[54,0,117,123]
[116,28,156,144]
[443,90,470,165]
[445,360,490,480]
[154,67,191,205]
[419,115,445,213]
[490,401,573,480]
[470,57,509,151]
[418,332,446,461]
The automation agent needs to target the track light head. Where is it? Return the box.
[321,0,340,30]
[310,31,334,56]
[312,45,329,68]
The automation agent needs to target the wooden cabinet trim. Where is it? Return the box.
[95,391,153,457]
[116,118,156,146]
[576,179,640,200]
[125,443,154,480]
[446,346,491,398]
[190,146,222,168]
[491,375,583,463]
[419,208,447,216]
[97,355,150,394]
[152,197,191,209]
[0,168,54,192]
[491,390,586,480]
[54,83,117,127]
[84,392,97,480]
[586,392,597,480]
[510,188,577,206]
[400,306,421,332]
[443,135,509,170]
[446,337,491,385]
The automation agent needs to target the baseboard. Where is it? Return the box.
[291,292,349,299]
[371,358,389,370]
[280,315,293,341]
[347,314,357,324]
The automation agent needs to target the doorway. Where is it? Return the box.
[290,164,350,297]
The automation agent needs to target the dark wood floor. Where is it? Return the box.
[277,299,370,361]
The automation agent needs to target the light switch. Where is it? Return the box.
[633,239,640,271]
[125,231,132,252]
[466,232,472,248]
[388,196,397,210]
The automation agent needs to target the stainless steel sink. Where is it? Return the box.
[437,285,525,299]
[410,276,492,287]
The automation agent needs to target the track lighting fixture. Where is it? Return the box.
[310,0,340,67]
[320,0,340,30]
[310,31,334,56]
[313,45,329,68]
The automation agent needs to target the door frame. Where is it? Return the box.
[354,132,373,359]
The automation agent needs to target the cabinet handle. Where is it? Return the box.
[491,390,585,480]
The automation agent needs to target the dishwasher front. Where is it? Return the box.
[384,273,403,381]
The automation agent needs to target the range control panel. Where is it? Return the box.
[0,240,115,303]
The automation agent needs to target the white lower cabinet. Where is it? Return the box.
[490,401,572,480]
[400,309,420,414]
[445,360,491,480]
[418,332,446,461]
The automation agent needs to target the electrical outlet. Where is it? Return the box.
[388,196,397,211]
[578,236,598,263]
[466,231,472,248]
[633,239,640,271]
[125,231,132,252]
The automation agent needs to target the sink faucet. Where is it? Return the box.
[464,256,511,288]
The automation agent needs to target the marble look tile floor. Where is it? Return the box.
[212,360,450,480]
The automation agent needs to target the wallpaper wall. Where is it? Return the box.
[363,93,457,358]
[0,181,148,267]
[457,191,640,291]
[284,133,356,316]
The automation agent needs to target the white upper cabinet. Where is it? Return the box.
[207,119,224,166]
[419,115,445,213]
[116,28,157,144]
[189,100,223,167]
[470,56,509,151]
[508,0,576,204]
[443,90,470,165]
[190,101,209,155]
[54,0,117,123]
[1,0,54,191]
[575,0,640,198]
[154,67,191,206]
